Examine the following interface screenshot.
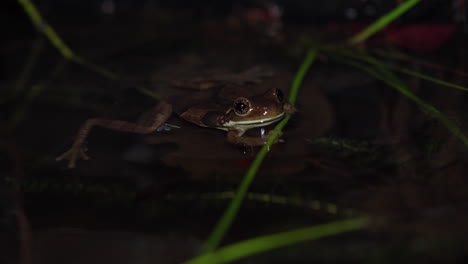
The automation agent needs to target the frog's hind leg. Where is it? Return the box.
[56,101,172,168]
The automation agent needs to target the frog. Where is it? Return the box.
[56,66,295,168]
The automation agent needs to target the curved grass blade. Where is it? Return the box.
[71,56,119,80]
[375,66,468,147]
[136,87,162,100]
[329,45,466,92]
[374,49,468,79]
[200,48,317,253]
[289,49,317,105]
[8,59,68,130]
[349,0,421,45]
[184,218,369,264]
[17,0,119,80]
[396,67,468,92]
[331,53,468,147]
[17,0,74,59]
[14,37,45,95]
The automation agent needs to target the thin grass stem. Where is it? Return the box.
[348,0,421,45]
[200,47,317,253]
[185,218,369,264]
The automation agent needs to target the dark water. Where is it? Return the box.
[2,1,468,263]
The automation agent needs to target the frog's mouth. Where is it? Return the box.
[220,112,286,130]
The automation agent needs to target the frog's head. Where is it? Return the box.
[220,88,292,131]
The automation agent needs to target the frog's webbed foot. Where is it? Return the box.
[56,145,90,168]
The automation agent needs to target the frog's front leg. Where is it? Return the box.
[56,101,172,168]
[226,129,282,146]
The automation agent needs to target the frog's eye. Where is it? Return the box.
[233,98,251,116]
[275,88,284,103]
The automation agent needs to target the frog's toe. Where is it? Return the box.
[56,149,71,161]
[56,146,90,168]
[68,159,76,168]
[66,150,80,168]
[56,149,76,168]
[78,146,90,160]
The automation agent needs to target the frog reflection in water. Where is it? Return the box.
[57,67,295,168]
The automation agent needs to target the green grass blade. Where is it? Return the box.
[396,67,468,92]
[184,218,369,264]
[376,66,468,147]
[200,115,290,253]
[349,0,421,45]
[8,60,67,130]
[137,87,162,100]
[331,55,386,81]
[332,53,468,147]
[374,49,468,79]
[18,0,119,80]
[289,48,317,105]
[200,47,318,253]
[363,56,468,147]
[72,56,119,80]
[14,37,45,95]
[329,47,468,92]
[17,0,74,59]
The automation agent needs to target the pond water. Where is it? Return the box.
[2,1,468,263]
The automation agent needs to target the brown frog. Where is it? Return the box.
[57,67,295,168]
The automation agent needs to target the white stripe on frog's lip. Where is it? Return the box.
[217,112,285,130]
